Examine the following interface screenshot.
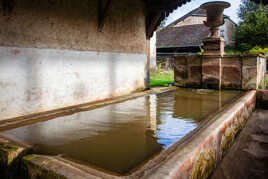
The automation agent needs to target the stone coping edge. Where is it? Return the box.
[143,90,256,179]
[174,54,266,58]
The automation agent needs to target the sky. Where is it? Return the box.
[166,0,242,25]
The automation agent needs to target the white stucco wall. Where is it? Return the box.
[150,32,157,69]
[219,21,229,45]
[0,47,147,120]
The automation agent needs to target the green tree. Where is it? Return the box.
[235,6,268,52]
[238,0,259,20]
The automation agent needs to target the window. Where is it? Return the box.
[220,30,224,37]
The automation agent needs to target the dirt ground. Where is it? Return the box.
[211,109,268,179]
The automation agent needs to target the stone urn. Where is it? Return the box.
[200,1,231,37]
[200,1,230,56]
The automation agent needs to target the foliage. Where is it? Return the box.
[266,74,268,83]
[150,69,174,87]
[249,45,268,55]
[238,0,259,20]
[224,45,242,55]
[235,6,268,52]
[197,49,204,55]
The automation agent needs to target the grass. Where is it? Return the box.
[266,75,268,87]
[150,69,174,87]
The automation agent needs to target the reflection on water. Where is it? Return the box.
[1,89,243,174]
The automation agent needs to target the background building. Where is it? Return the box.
[155,7,237,58]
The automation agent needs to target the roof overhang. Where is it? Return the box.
[144,0,192,38]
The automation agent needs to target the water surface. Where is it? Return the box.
[1,89,243,174]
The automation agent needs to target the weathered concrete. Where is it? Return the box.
[21,155,100,179]
[0,47,147,120]
[211,109,268,179]
[0,0,150,121]
[174,54,266,90]
[0,0,146,54]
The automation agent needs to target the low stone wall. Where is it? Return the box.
[174,54,266,90]
[174,55,202,88]
[144,90,256,179]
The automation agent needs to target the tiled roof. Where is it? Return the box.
[156,24,210,48]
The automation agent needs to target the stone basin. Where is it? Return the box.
[0,88,249,178]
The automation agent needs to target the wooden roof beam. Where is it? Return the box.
[98,0,112,32]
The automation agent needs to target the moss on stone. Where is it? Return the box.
[0,142,23,167]
[22,155,67,179]
[23,154,39,160]
[191,150,215,179]
[220,127,235,156]
[0,139,30,178]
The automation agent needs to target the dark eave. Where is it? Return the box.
[144,0,192,38]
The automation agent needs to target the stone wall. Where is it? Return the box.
[174,55,202,87]
[0,0,149,120]
[0,0,146,53]
[174,54,266,90]
[145,90,256,179]
[175,16,206,27]
[224,18,236,46]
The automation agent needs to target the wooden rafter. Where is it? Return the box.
[98,0,112,32]
[146,12,162,38]
[1,0,15,15]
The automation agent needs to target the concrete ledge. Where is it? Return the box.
[0,87,176,131]
[0,136,30,178]
[143,90,256,179]
[174,53,266,90]
[21,155,99,179]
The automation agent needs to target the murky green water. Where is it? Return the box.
[1,89,243,174]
